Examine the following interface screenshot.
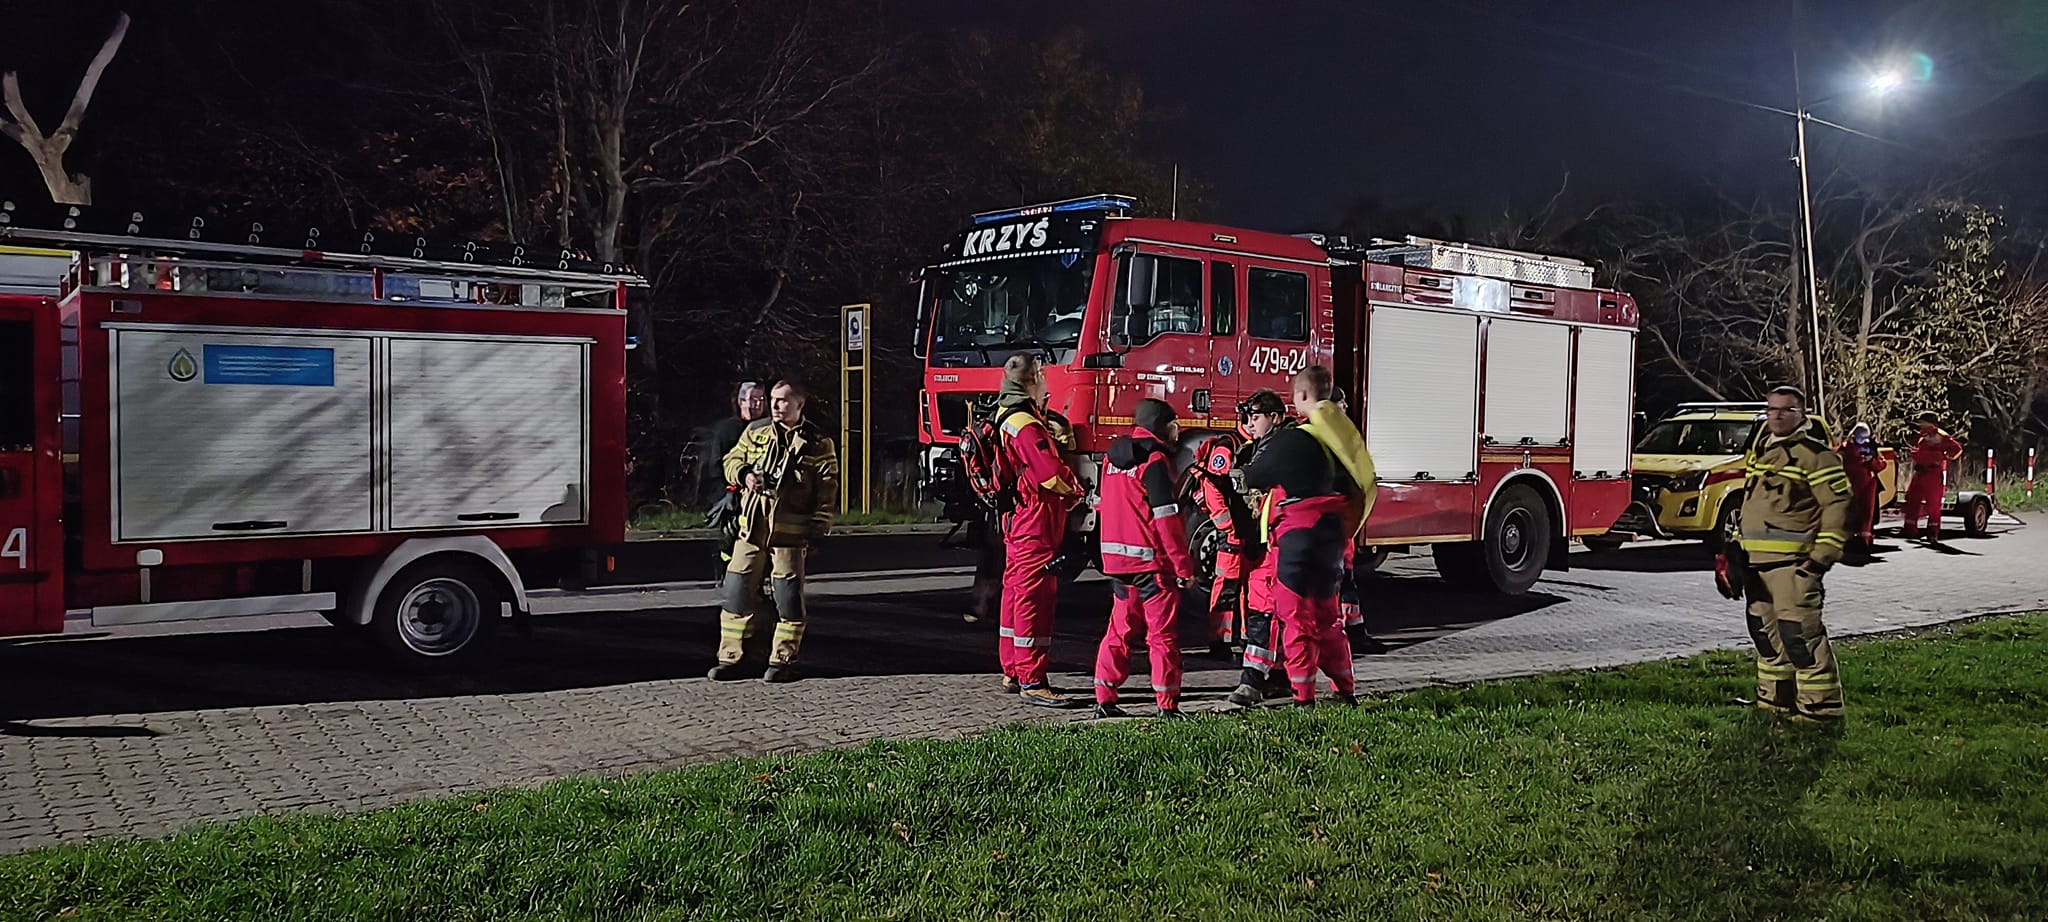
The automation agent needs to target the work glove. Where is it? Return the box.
[1713,553,1742,600]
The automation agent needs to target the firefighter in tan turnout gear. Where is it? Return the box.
[1735,386,1852,722]
[709,380,839,684]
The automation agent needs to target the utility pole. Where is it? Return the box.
[1792,1,1828,419]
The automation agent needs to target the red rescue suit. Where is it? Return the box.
[997,404,1081,687]
[1240,424,1357,704]
[1192,437,1253,644]
[1902,428,1962,541]
[1093,428,1197,710]
[1234,431,1288,689]
[1837,437,1887,545]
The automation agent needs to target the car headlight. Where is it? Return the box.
[1669,470,1709,493]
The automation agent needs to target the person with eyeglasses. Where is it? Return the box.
[1730,385,1851,723]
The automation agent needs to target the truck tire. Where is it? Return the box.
[1188,515,1222,594]
[1486,484,1554,594]
[370,557,502,665]
[1440,483,1554,595]
[1963,494,1992,538]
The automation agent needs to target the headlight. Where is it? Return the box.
[1669,470,1709,493]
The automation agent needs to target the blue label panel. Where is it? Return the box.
[203,345,336,387]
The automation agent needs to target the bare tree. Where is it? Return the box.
[1592,194,1806,402]
[1,12,131,205]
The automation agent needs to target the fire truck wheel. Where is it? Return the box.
[1480,483,1553,595]
[370,558,502,664]
[1188,515,1223,590]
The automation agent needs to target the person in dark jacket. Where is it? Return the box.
[1237,367,1361,707]
[1225,388,1294,706]
[1091,399,1198,718]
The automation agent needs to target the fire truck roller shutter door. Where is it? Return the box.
[1482,318,1571,448]
[1572,327,1636,479]
[1364,307,1480,482]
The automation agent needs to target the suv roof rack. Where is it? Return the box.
[1666,402,1768,417]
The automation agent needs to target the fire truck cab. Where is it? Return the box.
[915,194,1640,595]
[0,211,637,662]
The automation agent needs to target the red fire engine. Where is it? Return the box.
[0,212,636,661]
[915,195,1640,594]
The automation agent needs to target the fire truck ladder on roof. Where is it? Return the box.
[0,200,646,311]
[1340,234,1596,290]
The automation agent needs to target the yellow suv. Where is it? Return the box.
[1590,403,1896,550]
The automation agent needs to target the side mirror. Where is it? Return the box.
[912,278,930,359]
[1125,254,1158,312]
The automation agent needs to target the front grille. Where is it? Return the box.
[1632,472,1671,503]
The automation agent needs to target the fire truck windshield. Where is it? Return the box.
[927,254,1095,363]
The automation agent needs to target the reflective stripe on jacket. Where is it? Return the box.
[1736,422,1851,566]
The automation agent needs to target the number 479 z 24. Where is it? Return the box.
[1247,346,1307,375]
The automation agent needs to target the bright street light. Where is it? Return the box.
[1787,54,1923,420]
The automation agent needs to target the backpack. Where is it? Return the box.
[956,405,1024,513]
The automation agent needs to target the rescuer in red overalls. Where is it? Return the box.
[1837,421,1887,549]
[1901,412,1963,543]
[1091,399,1197,719]
[1225,389,1293,707]
[1237,368,1367,707]
[994,353,1083,708]
[1191,429,1253,653]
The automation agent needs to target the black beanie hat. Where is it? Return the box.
[1134,397,1178,437]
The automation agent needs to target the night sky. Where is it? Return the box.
[4,1,2045,235]
[889,0,2048,233]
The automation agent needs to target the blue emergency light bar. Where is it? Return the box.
[971,193,1137,226]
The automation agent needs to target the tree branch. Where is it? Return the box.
[55,12,132,141]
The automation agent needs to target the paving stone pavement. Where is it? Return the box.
[1,519,2040,855]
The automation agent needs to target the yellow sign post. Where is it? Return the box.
[839,303,872,515]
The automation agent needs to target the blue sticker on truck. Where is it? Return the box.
[202,345,336,387]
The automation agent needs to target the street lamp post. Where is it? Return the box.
[1786,61,1907,423]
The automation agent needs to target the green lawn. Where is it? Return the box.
[6,617,2046,921]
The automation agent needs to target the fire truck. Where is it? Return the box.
[914,195,1640,595]
[0,207,637,662]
